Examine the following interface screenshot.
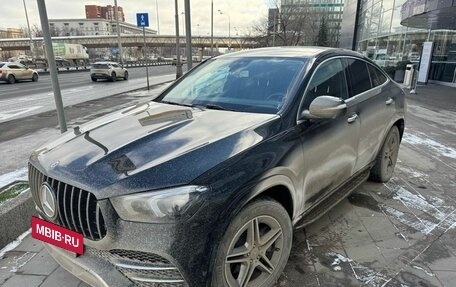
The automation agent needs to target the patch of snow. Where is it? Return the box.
[412,265,435,277]
[383,184,456,235]
[0,168,28,189]
[402,133,456,159]
[0,229,31,259]
[327,252,393,286]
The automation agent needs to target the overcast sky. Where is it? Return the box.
[1,0,270,36]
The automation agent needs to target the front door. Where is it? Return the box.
[298,58,360,209]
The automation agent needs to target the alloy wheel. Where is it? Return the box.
[224,215,284,287]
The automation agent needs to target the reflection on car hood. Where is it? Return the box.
[30,102,279,199]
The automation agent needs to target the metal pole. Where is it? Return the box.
[37,0,67,133]
[211,0,214,57]
[23,0,34,58]
[114,0,123,65]
[174,0,183,78]
[228,14,231,50]
[143,27,150,91]
[155,0,160,35]
[185,0,193,70]
[272,11,276,47]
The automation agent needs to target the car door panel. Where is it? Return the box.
[346,59,393,172]
[297,58,360,210]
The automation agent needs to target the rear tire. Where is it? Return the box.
[212,198,292,287]
[32,73,38,82]
[7,75,16,84]
[91,77,97,82]
[370,126,400,182]
[124,71,129,80]
[110,72,117,82]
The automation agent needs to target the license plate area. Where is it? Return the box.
[31,216,84,255]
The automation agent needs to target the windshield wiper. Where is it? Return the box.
[205,104,237,112]
[161,100,196,108]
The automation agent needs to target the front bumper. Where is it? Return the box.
[41,198,216,287]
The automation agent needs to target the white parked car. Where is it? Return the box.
[90,62,128,82]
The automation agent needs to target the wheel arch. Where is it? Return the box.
[246,175,296,220]
[393,118,405,141]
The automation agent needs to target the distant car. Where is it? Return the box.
[90,62,128,82]
[0,62,39,84]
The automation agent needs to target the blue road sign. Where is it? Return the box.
[136,13,149,27]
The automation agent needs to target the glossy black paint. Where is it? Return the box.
[30,47,406,287]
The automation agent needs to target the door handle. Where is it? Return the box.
[386,98,394,105]
[347,113,358,123]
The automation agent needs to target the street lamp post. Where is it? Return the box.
[181,12,185,36]
[155,0,160,35]
[210,0,214,56]
[37,0,67,133]
[174,0,183,78]
[218,10,231,50]
[184,0,192,70]
[23,0,34,58]
[114,0,123,65]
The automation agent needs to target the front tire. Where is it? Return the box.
[370,126,400,182]
[124,71,129,80]
[212,198,292,287]
[91,77,97,82]
[32,73,38,82]
[110,72,117,82]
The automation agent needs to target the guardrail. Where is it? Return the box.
[34,60,173,74]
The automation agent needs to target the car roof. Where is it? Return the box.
[218,47,364,60]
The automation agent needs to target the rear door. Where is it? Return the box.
[299,58,360,209]
[7,63,23,80]
[344,58,390,172]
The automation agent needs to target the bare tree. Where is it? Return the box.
[251,0,319,47]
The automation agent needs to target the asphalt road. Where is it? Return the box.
[0,66,177,123]
[0,84,455,287]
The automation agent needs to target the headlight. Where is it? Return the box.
[110,186,208,223]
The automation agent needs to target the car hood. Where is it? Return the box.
[30,102,279,199]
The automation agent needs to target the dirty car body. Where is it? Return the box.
[29,47,406,287]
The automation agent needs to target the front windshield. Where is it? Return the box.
[159,57,307,114]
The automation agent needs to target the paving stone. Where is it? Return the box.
[344,243,387,268]
[19,249,58,276]
[13,235,44,253]
[433,271,456,287]
[1,274,45,287]
[40,267,82,287]
[0,250,36,284]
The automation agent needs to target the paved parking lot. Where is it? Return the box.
[0,84,455,287]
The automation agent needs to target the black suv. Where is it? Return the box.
[29,47,405,287]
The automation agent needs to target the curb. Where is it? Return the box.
[0,188,36,250]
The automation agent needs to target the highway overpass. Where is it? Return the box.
[0,35,258,51]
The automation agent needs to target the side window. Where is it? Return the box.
[8,64,19,69]
[346,59,372,96]
[367,64,388,87]
[303,59,348,109]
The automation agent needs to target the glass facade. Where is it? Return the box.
[340,0,456,84]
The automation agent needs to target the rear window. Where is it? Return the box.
[92,64,109,69]
[368,64,388,87]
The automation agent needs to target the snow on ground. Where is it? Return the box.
[0,229,31,259]
[0,168,28,188]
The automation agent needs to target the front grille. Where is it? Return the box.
[28,164,107,241]
[87,248,188,287]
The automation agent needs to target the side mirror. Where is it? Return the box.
[302,96,347,119]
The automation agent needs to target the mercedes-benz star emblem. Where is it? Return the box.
[39,183,57,219]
